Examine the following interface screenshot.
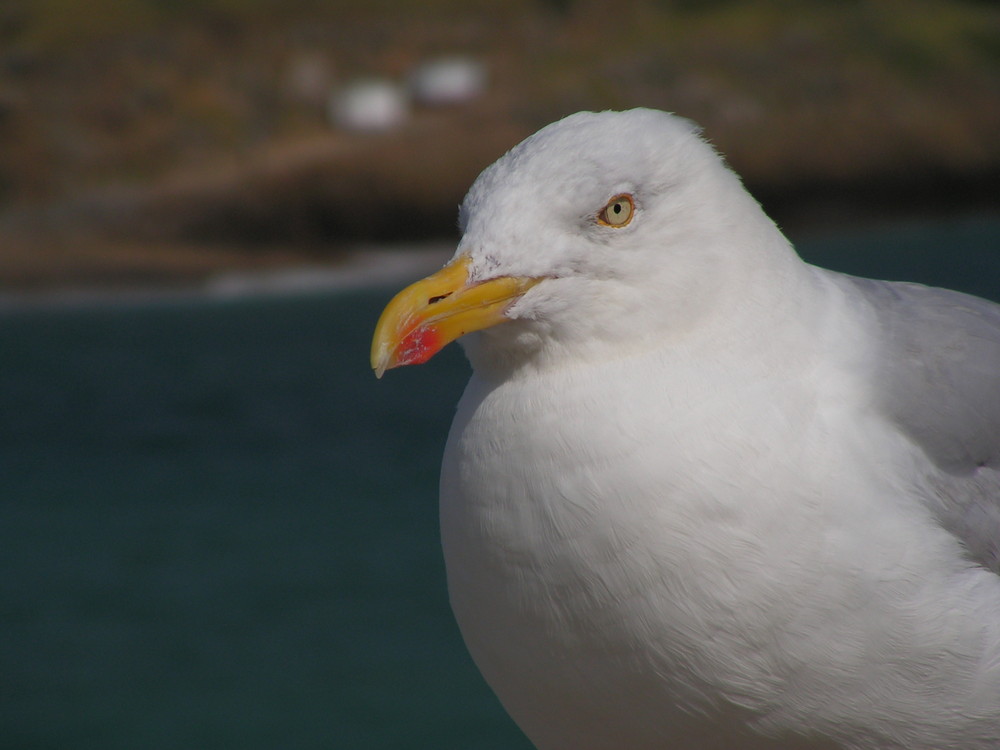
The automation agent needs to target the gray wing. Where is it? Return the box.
[842,275,1000,570]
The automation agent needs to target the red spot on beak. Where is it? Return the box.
[397,325,444,366]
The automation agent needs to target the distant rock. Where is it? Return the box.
[329,79,408,132]
[409,57,487,107]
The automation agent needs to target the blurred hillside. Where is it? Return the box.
[1,0,999,289]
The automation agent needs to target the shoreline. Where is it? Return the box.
[2,210,999,314]
[2,161,997,303]
[0,245,453,313]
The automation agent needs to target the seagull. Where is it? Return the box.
[370,109,1000,749]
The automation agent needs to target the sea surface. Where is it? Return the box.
[2,215,999,750]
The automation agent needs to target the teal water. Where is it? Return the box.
[1,215,998,750]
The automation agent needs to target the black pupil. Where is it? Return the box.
[613,203,622,214]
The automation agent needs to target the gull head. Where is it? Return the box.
[372,108,786,377]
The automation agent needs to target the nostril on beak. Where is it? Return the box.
[428,293,452,305]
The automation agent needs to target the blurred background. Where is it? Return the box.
[1,1,999,748]
[1,0,999,286]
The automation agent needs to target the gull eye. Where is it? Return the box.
[597,194,634,228]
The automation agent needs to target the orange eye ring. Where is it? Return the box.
[597,194,634,228]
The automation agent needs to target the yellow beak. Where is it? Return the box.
[370,255,541,377]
